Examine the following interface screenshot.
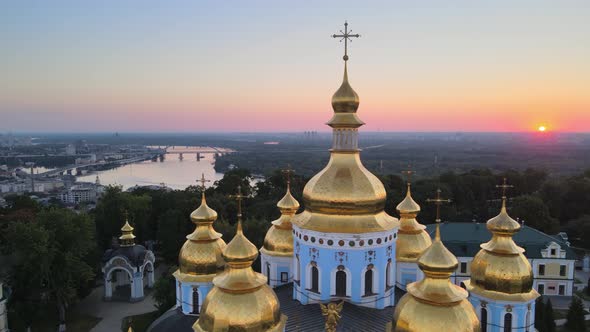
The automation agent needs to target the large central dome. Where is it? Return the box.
[292,61,397,234]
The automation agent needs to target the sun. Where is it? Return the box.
[538,125,547,132]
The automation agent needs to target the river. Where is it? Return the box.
[76,152,225,190]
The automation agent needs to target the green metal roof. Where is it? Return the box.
[424,222,576,260]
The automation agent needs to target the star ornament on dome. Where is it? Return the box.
[332,21,360,61]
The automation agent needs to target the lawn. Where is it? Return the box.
[122,310,160,332]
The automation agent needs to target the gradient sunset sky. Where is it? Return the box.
[1,1,589,133]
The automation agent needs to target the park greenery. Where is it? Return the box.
[1,166,590,330]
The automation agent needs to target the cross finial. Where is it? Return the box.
[496,177,514,199]
[281,164,295,186]
[496,177,514,210]
[229,185,246,222]
[332,21,360,61]
[197,173,211,191]
[124,210,129,222]
[426,188,451,223]
[401,164,415,185]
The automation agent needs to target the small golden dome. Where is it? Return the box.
[396,184,421,215]
[262,184,299,256]
[396,184,431,262]
[194,220,287,332]
[331,62,359,113]
[466,199,539,301]
[190,193,217,223]
[177,193,226,279]
[393,224,479,332]
[327,62,365,128]
[276,184,300,213]
[119,217,136,247]
[222,220,258,264]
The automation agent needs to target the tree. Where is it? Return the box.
[152,267,177,314]
[565,296,587,332]
[510,195,559,233]
[6,208,96,332]
[535,297,546,332]
[156,209,188,264]
[544,298,556,332]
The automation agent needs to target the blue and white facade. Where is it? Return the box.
[395,262,424,291]
[172,275,214,315]
[469,294,536,332]
[292,227,397,309]
[260,254,293,288]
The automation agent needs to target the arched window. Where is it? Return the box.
[460,282,466,290]
[192,288,199,314]
[178,281,182,306]
[365,269,374,295]
[266,263,271,285]
[504,313,512,332]
[481,308,487,332]
[311,266,319,292]
[386,260,392,288]
[336,270,347,296]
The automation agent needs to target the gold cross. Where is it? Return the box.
[197,173,211,191]
[229,186,246,221]
[496,177,514,199]
[426,188,451,223]
[281,164,295,185]
[332,21,360,61]
[401,164,415,184]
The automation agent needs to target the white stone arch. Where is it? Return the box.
[386,259,394,288]
[306,262,321,293]
[104,266,134,300]
[330,266,352,297]
[141,260,155,288]
[361,264,379,296]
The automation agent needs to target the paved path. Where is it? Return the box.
[74,264,168,332]
[74,286,157,332]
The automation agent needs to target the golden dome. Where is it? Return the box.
[193,220,287,332]
[327,62,364,128]
[294,153,398,233]
[177,193,226,281]
[261,184,299,256]
[465,199,539,301]
[396,183,432,262]
[393,224,479,332]
[119,216,136,247]
[292,60,398,234]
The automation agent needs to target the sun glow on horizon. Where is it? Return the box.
[538,125,547,132]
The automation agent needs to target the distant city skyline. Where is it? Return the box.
[1,1,589,133]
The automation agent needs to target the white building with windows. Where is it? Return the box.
[425,222,576,297]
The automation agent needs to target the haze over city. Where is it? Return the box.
[1,0,589,133]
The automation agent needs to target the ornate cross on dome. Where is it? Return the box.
[496,177,514,199]
[332,21,360,61]
[281,164,294,185]
[401,165,415,184]
[426,188,451,223]
[229,185,246,221]
[197,173,210,191]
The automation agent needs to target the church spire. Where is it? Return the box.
[392,189,479,331]
[119,212,136,247]
[194,186,287,331]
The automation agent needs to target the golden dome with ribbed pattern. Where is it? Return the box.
[393,223,479,331]
[176,193,226,281]
[193,220,287,332]
[465,198,539,302]
[396,183,431,262]
[262,184,299,256]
